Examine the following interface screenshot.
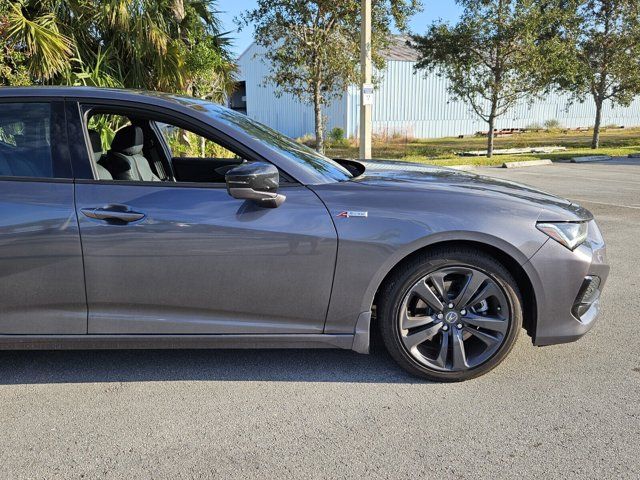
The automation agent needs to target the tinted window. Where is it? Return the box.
[155,121,245,184]
[168,96,353,183]
[87,113,131,152]
[212,109,352,182]
[156,122,237,160]
[0,103,54,178]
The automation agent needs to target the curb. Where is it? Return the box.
[461,146,567,157]
[570,155,612,163]
[502,159,552,169]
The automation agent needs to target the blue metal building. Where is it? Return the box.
[234,36,640,140]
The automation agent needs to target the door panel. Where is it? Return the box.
[75,183,337,334]
[172,157,243,183]
[0,180,86,334]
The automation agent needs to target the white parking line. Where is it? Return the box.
[495,171,640,185]
[570,199,640,210]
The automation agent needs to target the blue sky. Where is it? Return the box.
[217,0,463,57]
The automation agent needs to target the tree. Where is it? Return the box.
[238,1,420,154]
[411,0,562,157]
[2,0,72,82]
[1,0,236,99]
[553,1,640,149]
[0,2,30,86]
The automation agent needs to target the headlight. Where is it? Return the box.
[536,221,588,250]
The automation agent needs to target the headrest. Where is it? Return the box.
[88,129,103,162]
[111,125,144,155]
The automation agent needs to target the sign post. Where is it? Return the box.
[359,0,372,160]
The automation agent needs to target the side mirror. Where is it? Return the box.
[225,161,286,208]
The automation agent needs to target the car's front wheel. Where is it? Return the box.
[378,247,522,382]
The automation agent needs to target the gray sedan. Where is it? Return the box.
[0,87,609,381]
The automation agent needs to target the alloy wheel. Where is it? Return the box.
[398,266,511,372]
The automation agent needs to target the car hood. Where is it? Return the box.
[349,160,590,220]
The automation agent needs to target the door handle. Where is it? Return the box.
[81,206,146,223]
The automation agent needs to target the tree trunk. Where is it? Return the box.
[487,113,497,158]
[313,81,324,154]
[592,98,603,149]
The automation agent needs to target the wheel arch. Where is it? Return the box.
[368,237,538,342]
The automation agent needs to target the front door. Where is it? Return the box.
[72,109,337,334]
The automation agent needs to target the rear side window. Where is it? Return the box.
[0,103,60,178]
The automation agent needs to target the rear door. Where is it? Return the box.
[0,99,86,334]
[69,102,338,335]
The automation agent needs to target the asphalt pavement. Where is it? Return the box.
[1,159,638,479]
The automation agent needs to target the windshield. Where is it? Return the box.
[194,102,353,182]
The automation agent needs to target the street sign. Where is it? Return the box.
[362,83,374,106]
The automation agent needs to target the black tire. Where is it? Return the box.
[378,247,522,382]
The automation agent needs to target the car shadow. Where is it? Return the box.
[0,348,425,385]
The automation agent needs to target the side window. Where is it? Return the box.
[156,123,236,160]
[80,109,273,185]
[0,103,57,178]
[87,113,130,152]
[83,111,159,182]
[155,122,245,183]
[84,113,131,180]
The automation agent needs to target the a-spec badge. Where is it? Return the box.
[337,211,368,218]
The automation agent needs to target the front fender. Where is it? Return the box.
[310,183,547,335]
[358,230,540,316]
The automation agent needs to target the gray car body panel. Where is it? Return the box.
[75,182,336,334]
[311,166,580,334]
[0,334,353,351]
[0,87,609,352]
[523,220,609,345]
[0,180,87,334]
[314,164,608,346]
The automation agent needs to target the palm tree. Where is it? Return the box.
[2,0,235,97]
[3,0,72,80]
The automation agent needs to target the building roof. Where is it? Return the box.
[383,35,419,62]
[237,35,420,64]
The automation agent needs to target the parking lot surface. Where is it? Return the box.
[1,160,639,479]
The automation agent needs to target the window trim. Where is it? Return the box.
[148,120,176,180]
[73,177,303,190]
[68,99,298,185]
[0,98,72,181]
[0,176,73,184]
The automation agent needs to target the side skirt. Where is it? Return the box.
[0,334,355,351]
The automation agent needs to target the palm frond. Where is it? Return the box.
[6,1,73,79]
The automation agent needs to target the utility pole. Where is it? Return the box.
[359,0,372,160]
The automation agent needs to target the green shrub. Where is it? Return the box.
[328,127,349,147]
[544,119,563,130]
[329,127,344,141]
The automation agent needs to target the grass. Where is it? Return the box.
[324,127,640,167]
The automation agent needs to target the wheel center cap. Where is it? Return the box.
[444,311,460,324]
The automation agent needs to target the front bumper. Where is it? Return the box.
[526,220,610,346]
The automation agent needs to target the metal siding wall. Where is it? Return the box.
[239,48,640,139]
[353,60,640,138]
[237,45,347,139]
